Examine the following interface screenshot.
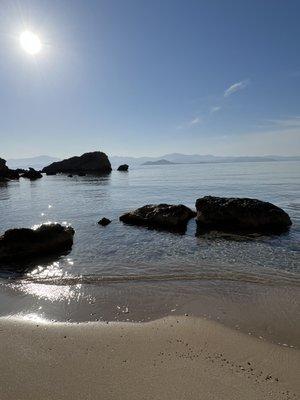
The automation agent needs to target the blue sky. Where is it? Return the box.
[0,0,299,158]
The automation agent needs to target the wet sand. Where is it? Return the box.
[1,279,299,348]
[0,315,299,400]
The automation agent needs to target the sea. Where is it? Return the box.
[0,161,299,346]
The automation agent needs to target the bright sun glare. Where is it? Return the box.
[20,31,42,55]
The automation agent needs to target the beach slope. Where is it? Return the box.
[0,316,299,400]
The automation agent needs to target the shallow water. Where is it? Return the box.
[0,161,299,344]
[0,161,299,283]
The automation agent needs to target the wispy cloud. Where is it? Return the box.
[210,106,221,114]
[224,79,249,97]
[189,117,202,126]
[267,116,300,128]
[176,116,203,130]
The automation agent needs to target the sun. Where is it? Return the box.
[20,31,42,55]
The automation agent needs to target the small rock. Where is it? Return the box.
[117,164,129,172]
[98,217,111,226]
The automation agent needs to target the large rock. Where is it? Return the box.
[117,164,129,171]
[120,204,196,233]
[42,151,112,175]
[21,168,43,180]
[0,223,75,264]
[0,158,19,180]
[195,196,292,233]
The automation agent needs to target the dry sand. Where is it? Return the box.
[0,315,299,400]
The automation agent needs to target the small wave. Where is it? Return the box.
[11,270,300,287]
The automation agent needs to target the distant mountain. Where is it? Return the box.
[111,153,300,166]
[142,159,176,166]
[7,156,61,170]
[6,153,300,170]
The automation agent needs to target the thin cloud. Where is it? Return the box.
[267,116,300,128]
[224,79,249,97]
[189,117,202,125]
[210,106,221,114]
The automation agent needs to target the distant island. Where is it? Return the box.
[6,153,300,170]
[142,159,176,166]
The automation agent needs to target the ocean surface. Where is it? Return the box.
[0,161,299,285]
[0,161,299,345]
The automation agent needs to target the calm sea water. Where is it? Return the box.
[0,161,299,286]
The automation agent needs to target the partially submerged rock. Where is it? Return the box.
[117,164,129,172]
[0,223,75,264]
[195,196,292,234]
[98,217,111,226]
[0,158,19,180]
[21,168,43,180]
[42,151,112,175]
[120,204,196,233]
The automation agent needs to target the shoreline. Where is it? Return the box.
[0,315,299,400]
[1,277,299,348]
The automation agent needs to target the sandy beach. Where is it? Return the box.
[0,315,299,400]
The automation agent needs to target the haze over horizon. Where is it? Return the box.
[1,0,300,159]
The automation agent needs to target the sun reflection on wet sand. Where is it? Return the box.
[18,281,84,302]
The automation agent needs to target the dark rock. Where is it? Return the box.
[120,204,196,233]
[78,172,86,176]
[42,151,112,175]
[0,158,19,180]
[21,168,43,180]
[0,158,6,171]
[117,164,129,172]
[195,196,292,234]
[98,217,111,226]
[46,171,57,176]
[0,223,75,264]
[15,168,26,174]
[68,174,73,178]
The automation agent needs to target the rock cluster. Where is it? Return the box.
[21,168,43,180]
[0,158,19,181]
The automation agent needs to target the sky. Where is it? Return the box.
[0,0,300,159]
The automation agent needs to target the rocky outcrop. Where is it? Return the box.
[0,158,19,180]
[0,223,75,264]
[15,168,26,174]
[195,196,292,234]
[120,204,196,233]
[42,152,112,175]
[98,217,111,226]
[117,164,129,171]
[21,168,43,180]
[0,158,7,171]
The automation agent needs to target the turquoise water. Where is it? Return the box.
[0,161,299,286]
